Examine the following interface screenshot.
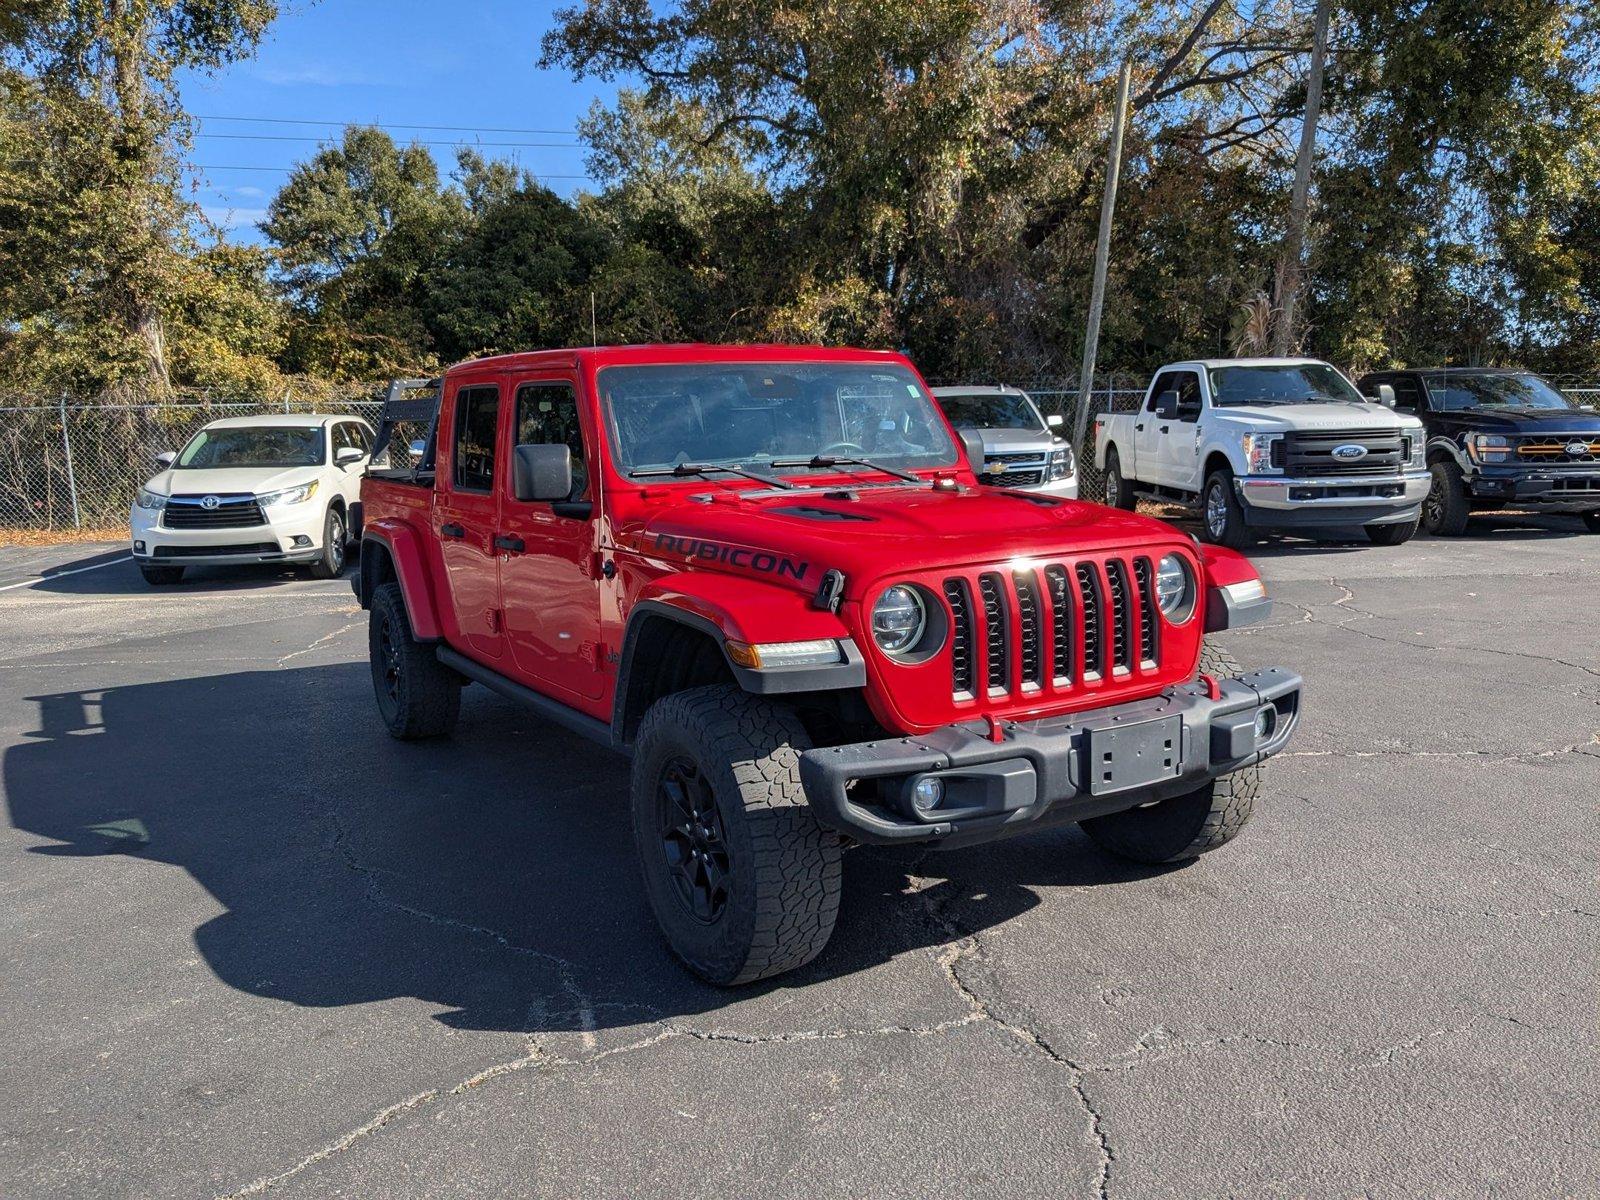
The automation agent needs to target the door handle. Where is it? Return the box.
[493,534,525,554]
[1135,423,1145,431]
[440,522,465,538]
[1159,425,1169,433]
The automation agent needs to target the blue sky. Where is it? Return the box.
[177,0,618,242]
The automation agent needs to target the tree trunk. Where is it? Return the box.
[106,0,172,398]
[1272,0,1331,357]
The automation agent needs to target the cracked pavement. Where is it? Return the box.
[1,512,1595,1198]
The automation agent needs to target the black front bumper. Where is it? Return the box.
[1465,465,1600,509]
[798,668,1302,848]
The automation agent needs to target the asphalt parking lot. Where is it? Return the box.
[1,513,1595,1199]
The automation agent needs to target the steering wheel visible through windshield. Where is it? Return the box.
[1209,364,1368,407]
[599,363,959,475]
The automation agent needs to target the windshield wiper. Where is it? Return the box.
[628,463,796,489]
[768,455,924,484]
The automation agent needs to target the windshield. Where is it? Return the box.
[1209,364,1368,407]
[937,392,1045,433]
[599,362,959,475]
[176,426,325,469]
[1425,373,1573,412]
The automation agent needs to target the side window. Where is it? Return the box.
[1391,377,1425,412]
[451,385,500,492]
[1173,372,1202,421]
[515,382,588,501]
[1146,373,1183,412]
[334,423,366,455]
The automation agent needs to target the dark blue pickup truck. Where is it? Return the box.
[1356,367,1600,536]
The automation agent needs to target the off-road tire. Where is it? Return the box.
[369,582,460,739]
[1423,460,1471,536]
[1365,517,1418,546]
[139,563,184,585]
[308,506,347,579]
[1102,448,1137,511]
[1078,640,1260,864]
[1200,468,1253,549]
[1583,511,1600,534]
[631,685,842,986]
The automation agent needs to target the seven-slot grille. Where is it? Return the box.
[941,556,1164,702]
[1516,436,1600,464]
[162,494,267,529]
[1282,428,1405,477]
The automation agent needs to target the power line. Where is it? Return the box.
[198,132,583,149]
[194,114,581,137]
[191,163,592,179]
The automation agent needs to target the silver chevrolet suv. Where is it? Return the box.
[933,385,1079,498]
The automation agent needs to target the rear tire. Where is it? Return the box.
[631,685,842,986]
[1079,640,1260,864]
[308,507,347,579]
[1422,460,1471,536]
[369,582,460,738]
[1102,448,1137,511]
[1200,469,1253,548]
[1583,512,1600,534]
[1365,517,1418,546]
[139,564,184,585]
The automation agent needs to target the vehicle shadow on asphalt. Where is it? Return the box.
[26,556,355,595]
[5,663,1168,1034]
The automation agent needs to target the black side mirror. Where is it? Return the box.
[1153,390,1180,421]
[513,444,572,502]
[958,428,987,473]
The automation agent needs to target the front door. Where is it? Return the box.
[436,381,505,659]
[1136,371,1185,487]
[1161,370,1205,492]
[497,377,606,705]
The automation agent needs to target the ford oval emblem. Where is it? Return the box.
[1331,443,1368,460]
[1566,441,1590,456]
[200,495,221,510]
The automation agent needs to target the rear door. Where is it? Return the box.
[496,376,607,706]
[436,380,505,660]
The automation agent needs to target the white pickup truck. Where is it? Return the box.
[1094,358,1429,547]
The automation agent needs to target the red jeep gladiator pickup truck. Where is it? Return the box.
[355,345,1301,985]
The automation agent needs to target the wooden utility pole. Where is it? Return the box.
[1073,60,1132,455]
[1272,0,1332,356]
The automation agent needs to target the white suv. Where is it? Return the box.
[130,414,375,585]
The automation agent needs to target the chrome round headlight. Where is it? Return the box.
[872,585,926,656]
[1155,554,1194,620]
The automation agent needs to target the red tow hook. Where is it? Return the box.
[984,714,1006,744]
[1200,673,1222,700]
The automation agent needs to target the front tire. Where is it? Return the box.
[1365,517,1418,546]
[1422,460,1471,536]
[631,685,842,986]
[1079,641,1260,864]
[139,563,184,585]
[308,506,348,579]
[1102,448,1137,511]
[369,582,460,738]
[1200,469,1253,548]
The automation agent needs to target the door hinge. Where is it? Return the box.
[486,608,503,634]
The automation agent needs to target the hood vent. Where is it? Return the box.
[766,505,874,522]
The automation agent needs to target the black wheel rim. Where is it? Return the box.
[329,514,345,571]
[657,755,730,925]
[377,612,402,708]
[1104,471,1118,506]
[1423,474,1443,528]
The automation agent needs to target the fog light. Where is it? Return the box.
[1254,707,1276,741]
[133,540,146,554]
[911,776,945,814]
[292,535,312,548]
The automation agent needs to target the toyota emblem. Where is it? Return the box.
[200,495,221,510]
[1331,444,1368,460]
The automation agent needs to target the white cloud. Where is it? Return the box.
[203,205,269,229]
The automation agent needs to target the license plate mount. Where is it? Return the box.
[1086,716,1183,796]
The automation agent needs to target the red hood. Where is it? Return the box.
[617,483,1197,593]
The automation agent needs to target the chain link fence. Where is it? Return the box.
[2,373,1596,533]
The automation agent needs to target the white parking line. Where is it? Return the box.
[0,555,133,592]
